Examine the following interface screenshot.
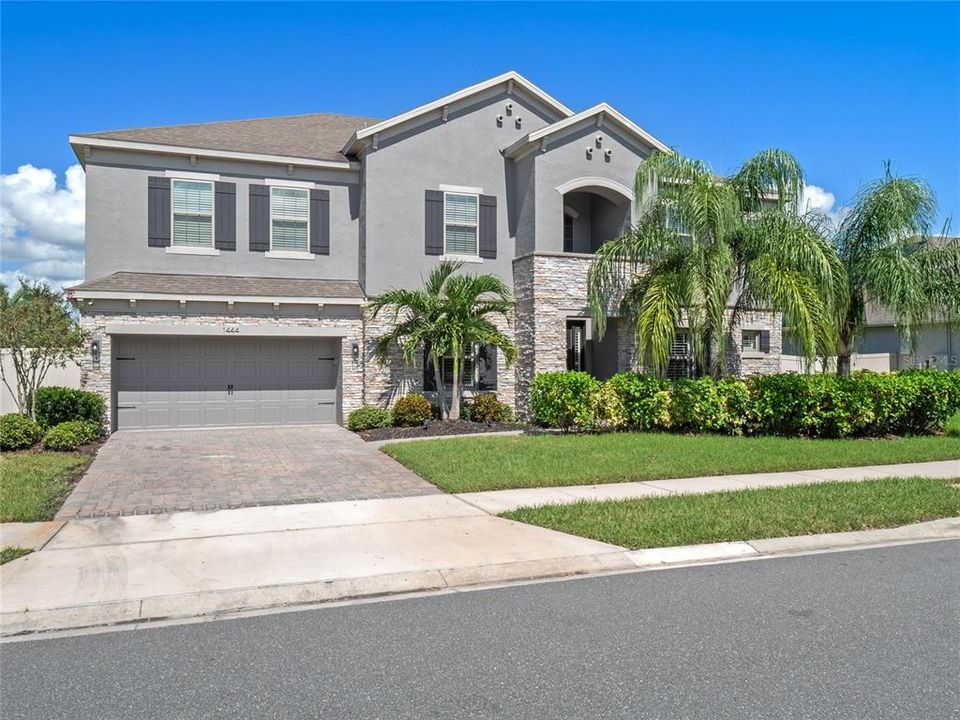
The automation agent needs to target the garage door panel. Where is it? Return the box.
[114,335,339,430]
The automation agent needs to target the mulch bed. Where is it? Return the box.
[358,419,529,442]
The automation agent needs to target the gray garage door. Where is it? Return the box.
[113,336,339,430]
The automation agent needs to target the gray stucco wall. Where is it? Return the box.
[360,88,560,296]
[533,124,648,254]
[83,148,360,283]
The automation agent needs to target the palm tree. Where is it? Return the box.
[368,260,516,420]
[829,167,960,376]
[588,149,839,376]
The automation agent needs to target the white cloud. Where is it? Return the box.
[798,183,848,231]
[0,164,85,290]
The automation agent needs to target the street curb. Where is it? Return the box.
[3,518,957,638]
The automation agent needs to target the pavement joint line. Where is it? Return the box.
[44,503,487,550]
[34,522,67,552]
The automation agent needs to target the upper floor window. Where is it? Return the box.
[172,180,214,247]
[444,192,478,256]
[563,213,575,253]
[270,187,310,252]
[665,205,692,241]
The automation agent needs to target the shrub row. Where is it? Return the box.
[530,370,960,438]
[41,420,101,451]
[348,392,514,432]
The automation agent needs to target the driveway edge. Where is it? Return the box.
[3,518,957,639]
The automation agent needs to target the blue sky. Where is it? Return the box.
[2,1,958,287]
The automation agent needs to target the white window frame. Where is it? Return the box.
[742,329,765,354]
[443,191,479,258]
[171,178,215,249]
[269,185,311,255]
[441,343,478,390]
[665,204,692,242]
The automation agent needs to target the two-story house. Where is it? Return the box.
[66,71,782,431]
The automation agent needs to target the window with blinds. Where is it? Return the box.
[444,192,478,256]
[270,187,310,252]
[665,205,691,241]
[172,180,214,247]
[441,344,477,389]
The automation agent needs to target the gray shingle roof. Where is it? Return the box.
[74,113,379,163]
[69,272,365,299]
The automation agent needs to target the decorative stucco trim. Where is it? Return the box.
[554,176,634,202]
[71,291,365,305]
[104,323,352,337]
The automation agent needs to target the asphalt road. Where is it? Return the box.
[2,540,958,720]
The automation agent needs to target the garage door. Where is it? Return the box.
[113,336,339,430]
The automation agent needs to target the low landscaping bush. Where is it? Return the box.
[35,386,105,430]
[41,420,100,451]
[530,371,599,432]
[947,410,960,439]
[530,369,960,439]
[392,393,433,427]
[470,393,513,423]
[0,413,43,451]
[347,406,392,432]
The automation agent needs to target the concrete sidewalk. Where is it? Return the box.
[456,459,960,513]
[1,458,957,636]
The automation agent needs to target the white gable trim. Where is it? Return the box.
[503,103,671,159]
[341,71,573,155]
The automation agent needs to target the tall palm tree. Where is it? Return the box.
[588,149,839,376]
[368,260,516,420]
[830,167,959,376]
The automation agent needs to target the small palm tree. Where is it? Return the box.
[368,260,516,420]
[588,149,839,376]
[829,167,960,376]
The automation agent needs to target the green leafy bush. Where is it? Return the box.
[606,373,671,430]
[41,420,100,451]
[530,372,599,432]
[470,393,513,423]
[392,393,433,427]
[0,413,43,450]
[531,369,960,438]
[35,387,105,430]
[347,406,392,432]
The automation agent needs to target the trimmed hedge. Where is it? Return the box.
[347,406,392,432]
[470,393,513,423]
[41,420,101,451]
[530,370,960,439]
[35,387,105,430]
[0,413,43,451]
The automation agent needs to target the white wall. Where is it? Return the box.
[780,353,894,374]
[0,350,82,414]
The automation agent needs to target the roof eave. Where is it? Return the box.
[69,135,361,171]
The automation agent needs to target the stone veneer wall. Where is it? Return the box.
[79,305,365,430]
[724,309,783,377]
[363,311,517,412]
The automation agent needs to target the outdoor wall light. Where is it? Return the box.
[351,340,359,361]
[585,147,594,159]
[91,337,101,368]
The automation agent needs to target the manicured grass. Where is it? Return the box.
[502,477,960,549]
[0,452,91,522]
[1,547,32,565]
[947,411,960,438]
[381,432,960,493]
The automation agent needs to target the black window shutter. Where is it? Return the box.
[478,194,497,259]
[310,188,330,255]
[147,177,171,247]
[214,182,236,251]
[477,345,498,390]
[759,330,771,353]
[425,190,444,255]
[249,184,270,252]
[423,345,437,391]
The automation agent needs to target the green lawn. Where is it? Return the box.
[0,452,92,522]
[1,547,32,565]
[381,432,960,493]
[502,477,960,549]
[947,410,960,438]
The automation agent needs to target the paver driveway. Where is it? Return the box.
[57,426,439,518]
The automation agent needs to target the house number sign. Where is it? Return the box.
[224,325,241,334]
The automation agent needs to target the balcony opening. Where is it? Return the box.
[561,189,631,254]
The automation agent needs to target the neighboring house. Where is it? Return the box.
[66,71,782,432]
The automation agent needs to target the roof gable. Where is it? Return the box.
[503,103,670,159]
[341,71,573,155]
